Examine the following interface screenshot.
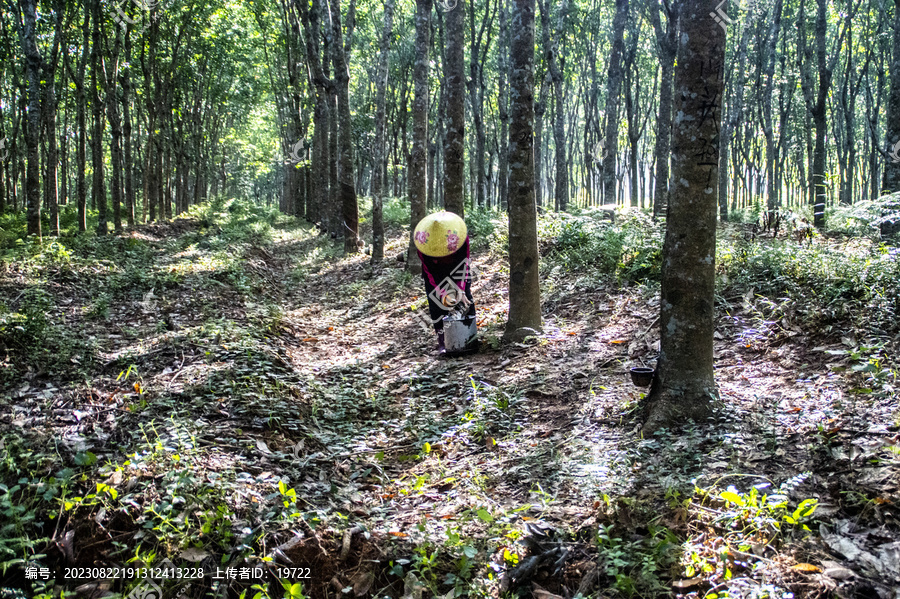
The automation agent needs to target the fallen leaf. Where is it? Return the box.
[351,571,375,597]
[180,547,209,562]
[792,563,821,573]
[671,578,702,589]
[302,337,319,342]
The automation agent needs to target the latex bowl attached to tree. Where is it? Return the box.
[629,367,654,387]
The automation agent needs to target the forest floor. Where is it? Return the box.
[1,200,899,599]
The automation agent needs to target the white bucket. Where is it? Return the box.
[443,314,477,354]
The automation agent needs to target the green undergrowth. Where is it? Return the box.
[1,197,897,598]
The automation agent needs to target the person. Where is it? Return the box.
[414,211,477,354]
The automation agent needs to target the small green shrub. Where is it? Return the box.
[538,210,663,284]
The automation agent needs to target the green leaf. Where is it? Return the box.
[476,509,493,523]
[74,451,97,466]
[719,491,744,506]
[792,498,818,521]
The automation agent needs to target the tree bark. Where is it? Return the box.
[538,0,568,211]
[505,0,542,342]
[103,24,124,233]
[717,10,750,222]
[371,0,395,262]
[16,0,43,237]
[443,0,466,216]
[122,27,135,227]
[534,71,548,210]
[498,0,510,211]
[600,0,628,206]
[643,0,724,432]
[882,0,900,195]
[328,0,359,253]
[91,0,107,234]
[647,0,677,218]
[408,0,431,274]
[764,0,784,220]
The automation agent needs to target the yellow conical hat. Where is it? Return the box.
[414,211,467,257]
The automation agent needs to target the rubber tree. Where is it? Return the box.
[443,0,465,217]
[407,0,431,274]
[328,0,359,254]
[371,0,394,262]
[504,0,542,342]
[643,0,724,432]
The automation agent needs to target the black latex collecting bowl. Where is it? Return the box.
[629,367,654,387]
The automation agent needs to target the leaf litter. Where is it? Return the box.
[0,214,897,598]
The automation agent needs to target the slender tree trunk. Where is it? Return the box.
[328,0,359,253]
[798,0,838,227]
[91,0,107,235]
[104,25,124,233]
[648,0,677,218]
[534,71,548,210]
[17,0,43,237]
[443,0,466,216]
[644,0,723,432]
[505,0,541,342]
[297,0,331,231]
[764,0,784,220]
[718,14,750,222]
[42,1,64,239]
[538,0,568,211]
[882,0,900,194]
[44,73,59,236]
[371,0,395,262]
[600,0,628,206]
[408,0,431,273]
[72,9,91,231]
[122,28,135,227]
[498,0,510,211]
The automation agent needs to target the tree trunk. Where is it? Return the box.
[91,0,107,234]
[717,11,750,222]
[42,1,64,238]
[443,0,466,216]
[764,0,784,220]
[69,7,90,231]
[297,0,332,231]
[538,0,568,211]
[408,0,431,274]
[798,0,839,227]
[498,0,510,211]
[371,0,395,262]
[643,0,723,432]
[647,0,677,218]
[104,25,124,233]
[328,0,359,253]
[505,0,541,342]
[534,71,548,210]
[600,0,628,206]
[882,0,900,195]
[17,0,43,238]
[122,28,135,227]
